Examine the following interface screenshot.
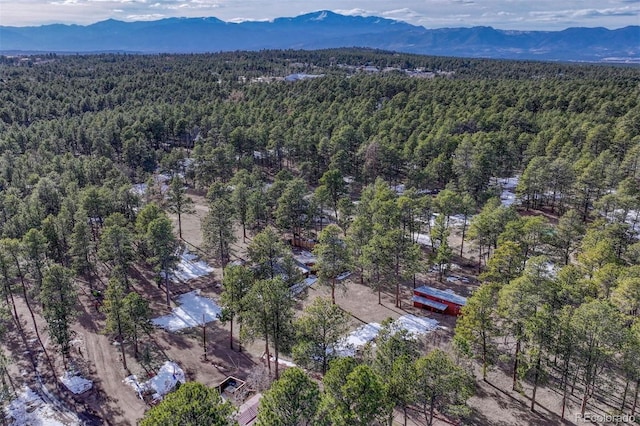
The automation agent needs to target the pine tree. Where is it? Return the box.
[102,277,129,370]
[202,183,236,267]
[247,227,288,280]
[69,220,93,277]
[98,216,134,288]
[40,265,76,368]
[454,283,499,381]
[242,277,294,379]
[256,367,319,426]
[220,264,254,351]
[314,224,350,304]
[122,291,152,358]
[140,381,236,426]
[415,349,474,426]
[292,297,350,374]
[146,215,180,307]
[166,176,195,239]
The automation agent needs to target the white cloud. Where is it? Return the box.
[381,8,424,20]
[50,0,85,5]
[125,13,165,20]
[334,8,372,16]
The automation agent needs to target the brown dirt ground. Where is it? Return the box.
[3,197,582,426]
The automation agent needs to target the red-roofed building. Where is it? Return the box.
[413,285,467,316]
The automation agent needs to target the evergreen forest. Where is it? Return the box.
[0,49,639,425]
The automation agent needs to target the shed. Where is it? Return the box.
[413,285,466,316]
[236,393,262,426]
[216,376,247,403]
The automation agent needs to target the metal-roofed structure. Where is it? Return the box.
[413,285,467,316]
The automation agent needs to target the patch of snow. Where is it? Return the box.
[124,361,185,403]
[499,176,520,191]
[131,183,147,197]
[544,262,558,278]
[166,248,214,283]
[500,191,517,207]
[446,275,470,283]
[312,10,327,20]
[415,233,432,246]
[334,314,440,357]
[284,73,325,82]
[152,290,222,332]
[123,375,144,400]
[624,210,640,239]
[497,175,520,207]
[60,372,92,395]
[156,173,172,183]
[5,387,79,426]
[262,354,296,367]
[449,214,471,227]
[334,323,382,357]
[392,314,440,338]
[179,158,194,169]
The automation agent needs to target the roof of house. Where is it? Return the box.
[412,295,448,311]
[293,251,317,265]
[237,393,262,426]
[414,285,467,306]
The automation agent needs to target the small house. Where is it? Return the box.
[413,285,467,316]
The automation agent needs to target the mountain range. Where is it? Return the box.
[1,11,638,63]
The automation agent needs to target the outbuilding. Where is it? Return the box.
[412,285,467,316]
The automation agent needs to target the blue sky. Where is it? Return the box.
[1,0,638,30]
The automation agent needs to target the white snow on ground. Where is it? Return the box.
[501,191,517,207]
[391,314,440,338]
[629,210,640,239]
[168,248,214,283]
[131,183,147,197]
[497,175,520,207]
[449,214,470,227]
[335,314,440,357]
[5,387,80,426]
[543,262,558,278]
[152,290,221,332]
[59,371,93,394]
[334,323,382,357]
[499,176,519,191]
[415,233,432,247]
[124,361,185,403]
[446,275,470,283]
[615,209,640,239]
[262,355,297,367]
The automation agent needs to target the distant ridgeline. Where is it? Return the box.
[0,11,639,63]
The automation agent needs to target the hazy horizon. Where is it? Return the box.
[0,1,638,31]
